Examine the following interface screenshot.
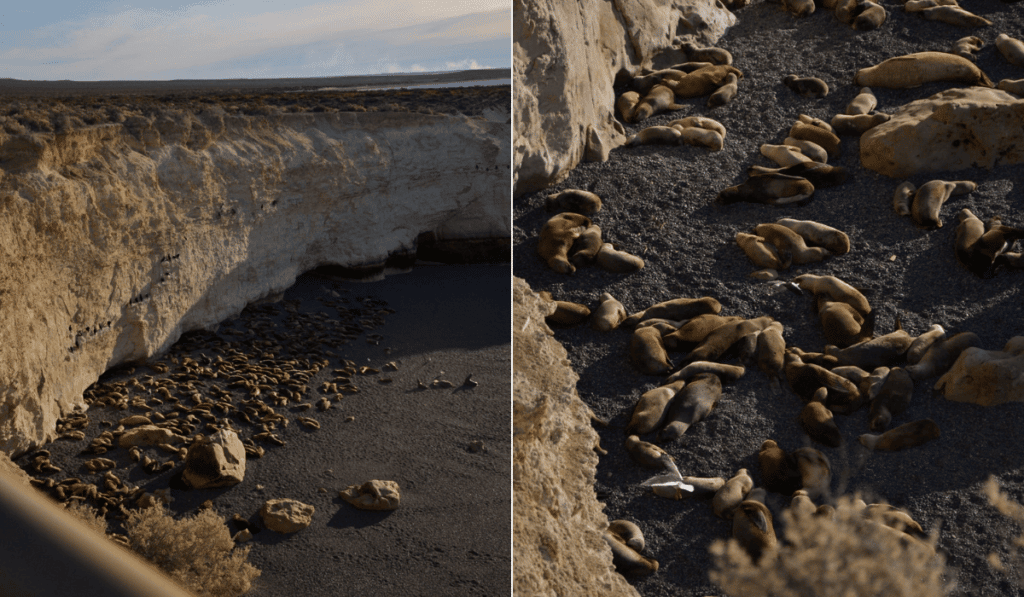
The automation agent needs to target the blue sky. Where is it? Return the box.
[0,1,509,81]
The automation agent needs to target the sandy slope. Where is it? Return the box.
[514,3,1024,596]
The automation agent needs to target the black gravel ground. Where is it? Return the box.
[514,3,1024,596]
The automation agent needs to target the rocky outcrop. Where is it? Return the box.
[260,498,315,534]
[860,87,1024,178]
[513,0,736,197]
[182,429,247,490]
[935,337,1024,406]
[0,104,509,456]
[513,277,638,597]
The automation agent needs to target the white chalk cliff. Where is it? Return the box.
[0,106,509,455]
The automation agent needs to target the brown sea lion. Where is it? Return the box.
[759,439,804,496]
[630,327,673,375]
[663,314,743,351]
[633,84,683,123]
[860,419,940,451]
[783,74,829,97]
[545,189,602,214]
[775,218,851,255]
[788,122,841,158]
[624,296,722,327]
[904,331,981,380]
[733,500,778,564]
[713,468,754,518]
[658,373,723,441]
[854,52,994,88]
[868,366,914,431]
[717,174,815,206]
[799,392,842,448]
[591,293,627,332]
[538,213,590,274]
[911,180,977,228]
[569,224,603,266]
[824,329,914,370]
[627,380,687,435]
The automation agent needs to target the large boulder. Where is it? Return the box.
[935,337,1024,406]
[339,480,402,511]
[513,277,638,597]
[181,429,246,489]
[860,87,1024,178]
[260,498,315,534]
[513,0,736,197]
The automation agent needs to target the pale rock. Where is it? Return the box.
[118,425,186,448]
[0,106,509,456]
[513,277,639,597]
[339,480,402,511]
[0,452,32,486]
[182,429,246,489]
[514,0,735,197]
[861,87,1024,178]
[260,498,315,533]
[935,337,1024,406]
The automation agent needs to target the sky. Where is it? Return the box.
[0,1,510,81]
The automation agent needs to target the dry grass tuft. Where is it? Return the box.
[63,501,109,535]
[984,476,1024,586]
[710,495,952,597]
[123,504,260,597]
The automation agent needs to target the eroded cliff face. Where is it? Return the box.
[0,95,509,455]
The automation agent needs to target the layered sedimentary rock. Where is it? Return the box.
[513,277,639,597]
[513,0,736,197]
[0,103,509,455]
[935,337,1024,406]
[860,87,1024,178]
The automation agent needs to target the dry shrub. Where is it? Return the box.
[710,496,951,597]
[984,476,1024,585]
[64,501,108,536]
[123,504,260,597]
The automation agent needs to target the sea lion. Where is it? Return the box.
[824,329,914,369]
[794,274,871,315]
[658,373,723,441]
[569,224,603,266]
[863,503,926,538]
[749,269,779,280]
[684,316,774,364]
[998,79,1024,96]
[754,223,831,266]
[736,232,790,270]
[633,84,683,122]
[835,0,861,24]
[708,73,739,108]
[640,321,680,336]
[759,439,804,496]
[617,91,641,122]
[756,322,787,395]
[799,395,842,448]
[591,293,628,332]
[797,113,834,132]
[761,144,813,168]
[713,468,754,518]
[859,366,892,404]
[544,300,591,326]
[853,1,887,30]
[603,530,659,576]
[665,361,745,384]
[783,74,829,97]
[625,435,674,469]
[782,0,816,17]
[783,351,861,405]
[892,181,917,216]
[748,162,848,188]
[905,331,981,380]
[853,52,994,88]
[631,69,690,95]
[817,297,873,348]
[919,5,992,27]
[717,174,815,206]
[595,243,645,273]
[608,520,647,552]
[538,213,591,274]
[624,296,722,327]
[906,324,945,365]
[903,0,957,9]
[665,65,744,98]
[630,326,674,375]
[681,42,734,65]
[950,36,984,61]
[789,489,817,519]
[775,218,850,255]
[782,137,828,164]
[995,252,1024,269]
[788,347,840,368]
[627,125,684,147]
[829,112,890,135]
[846,87,878,115]
[868,366,914,431]
[911,180,977,228]
[733,500,778,563]
[831,365,871,386]
[678,126,725,151]
[970,217,1024,274]
[955,209,988,273]
[667,116,727,139]
[656,61,715,74]
[681,476,728,498]
[546,189,602,214]
[627,380,687,435]
[859,419,940,451]
[788,122,841,158]
[792,447,831,500]
[663,314,743,351]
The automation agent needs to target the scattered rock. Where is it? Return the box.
[260,498,315,533]
[181,429,246,489]
[339,480,402,511]
[935,337,1024,406]
[118,425,186,448]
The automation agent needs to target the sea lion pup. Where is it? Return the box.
[717,174,816,206]
[853,52,994,89]
[626,125,683,147]
[784,351,861,407]
[859,418,940,451]
[623,296,722,327]
[864,503,926,538]
[665,65,744,98]
[892,181,917,216]
[538,213,591,274]
[627,380,687,435]
[608,520,647,552]
[789,489,818,519]
[603,530,659,576]
[776,218,851,255]
[783,74,829,97]
[759,440,804,496]
[617,91,641,122]
[754,223,831,266]
[845,87,878,116]
[998,78,1024,96]
[733,500,778,563]
[906,324,945,365]
[678,126,725,151]
[591,293,628,332]
[799,389,843,447]
[546,189,602,214]
[911,180,978,228]
[632,84,683,123]
[853,1,887,30]
[829,112,890,135]
[665,361,745,384]
[543,298,592,326]
[760,144,812,168]
[824,328,915,369]
[714,468,755,519]
[782,137,828,163]
[736,232,790,270]
[663,314,743,350]
[631,68,690,95]
[904,331,981,380]
[681,42,734,66]
[708,73,739,108]
[919,5,992,27]
[658,373,723,441]
[997,35,1024,66]
[667,116,727,139]
[792,447,831,501]
[950,36,984,61]
[794,273,871,315]
[569,224,603,266]
[595,243,645,273]
[625,435,674,469]
[756,322,787,394]
[781,0,816,17]
[748,162,848,188]
[788,122,841,159]
[684,316,774,363]
[630,326,674,375]
[868,367,914,431]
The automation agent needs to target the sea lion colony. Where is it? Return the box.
[518,8,1024,594]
